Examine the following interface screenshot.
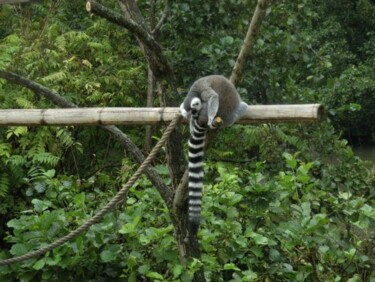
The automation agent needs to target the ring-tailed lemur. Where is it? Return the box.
[180,75,248,235]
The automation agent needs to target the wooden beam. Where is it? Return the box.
[0,0,32,4]
[0,105,323,126]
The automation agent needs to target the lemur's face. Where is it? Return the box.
[190,97,202,117]
[180,97,202,118]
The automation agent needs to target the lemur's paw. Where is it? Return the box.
[208,117,222,129]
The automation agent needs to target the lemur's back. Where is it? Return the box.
[190,75,244,126]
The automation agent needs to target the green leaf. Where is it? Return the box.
[226,207,239,219]
[223,263,240,271]
[172,264,183,278]
[242,270,258,281]
[269,248,281,261]
[128,272,137,282]
[347,274,362,282]
[45,255,61,266]
[75,236,84,254]
[119,216,141,234]
[154,165,170,175]
[360,204,375,219]
[7,219,23,229]
[10,243,28,256]
[301,202,311,217]
[138,265,150,275]
[33,258,46,270]
[74,192,85,207]
[100,245,121,263]
[100,250,116,262]
[32,199,52,212]
[34,182,46,193]
[146,271,163,280]
[44,169,56,178]
[339,192,352,200]
[227,192,243,205]
[306,214,329,233]
[245,229,269,245]
[283,152,297,169]
[250,246,264,258]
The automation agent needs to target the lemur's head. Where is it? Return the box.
[190,97,202,117]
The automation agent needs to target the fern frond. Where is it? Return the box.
[0,34,23,69]
[6,154,27,167]
[0,173,10,197]
[14,97,35,109]
[6,126,28,139]
[0,143,11,158]
[65,31,90,42]
[56,128,74,147]
[27,166,45,182]
[55,35,67,51]
[273,126,307,151]
[27,130,48,157]
[56,128,83,153]
[87,41,106,50]
[32,152,60,167]
[41,71,67,83]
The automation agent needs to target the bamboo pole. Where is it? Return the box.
[0,104,323,126]
[0,0,33,4]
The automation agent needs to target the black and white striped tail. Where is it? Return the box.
[188,116,207,235]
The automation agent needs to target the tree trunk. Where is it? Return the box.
[144,67,155,152]
[172,168,206,281]
[144,0,157,153]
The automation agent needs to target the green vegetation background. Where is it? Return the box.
[0,0,374,281]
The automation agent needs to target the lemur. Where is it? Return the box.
[180,75,248,236]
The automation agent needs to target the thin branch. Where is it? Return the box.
[88,0,153,45]
[88,0,173,78]
[0,70,173,206]
[152,0,170,35]
[230,0,270,86]
[149,0,156,30]
[0,70,76,108]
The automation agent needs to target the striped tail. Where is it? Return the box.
[188,117,207,235]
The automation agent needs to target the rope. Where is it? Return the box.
[0,114,181,266]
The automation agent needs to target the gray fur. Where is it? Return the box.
[181,75,248,128]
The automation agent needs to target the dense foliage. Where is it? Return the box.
[0,0,374,281]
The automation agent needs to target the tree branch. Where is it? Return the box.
[0,70,76,108]
[230,0,270,86]
[0,70,173,206]
[88,0,152,45]
[152,0,170,36]
[88,0,174,79]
